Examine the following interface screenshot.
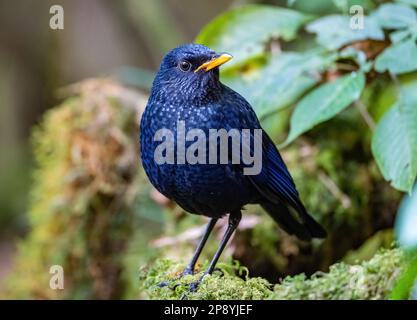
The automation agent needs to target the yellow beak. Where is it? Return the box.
[194,53,233,73]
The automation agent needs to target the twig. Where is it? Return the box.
[355,100,376,131]
[335,63,358,71]
[390,73,402,97]
[318,171,352,209]
[151,215,260,248]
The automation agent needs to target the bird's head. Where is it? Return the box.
[152,44,232,102]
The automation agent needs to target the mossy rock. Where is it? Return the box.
[5,79,148,299]
[139,259,273,300]
[139,248,404,300]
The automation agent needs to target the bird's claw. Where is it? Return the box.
[188,273,207,292]
[179,276,205,300]
[156,268,194,288]
[189,281,200,293]
[157,268,210,300]
[212,267,224,277]
[157,280,170,288]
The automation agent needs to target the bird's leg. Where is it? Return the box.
[182,217,218,275]
[188,211,242,293]
[158,217,218,287]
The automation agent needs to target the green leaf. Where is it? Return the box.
[371,90,417,192]
[396,0,417,9]
[195,5,313,69]
[332,0,349,13]
[373,3,417,29]
[260,108,291,141]
[390,253,417,299]
[307,15,384,50]
[222,51,336,119]
[291,0,374,14]
[375,39,417,74]
[283,72,365,146]
[339,47,371,72]
[395,184,417,249]
[389,29,412,43]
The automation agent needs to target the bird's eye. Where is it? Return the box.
[179,60,192,72]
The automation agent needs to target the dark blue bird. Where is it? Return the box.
[140,44,326,290]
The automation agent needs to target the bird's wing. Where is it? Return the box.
[247,130,300,209]
[220,87,298,202]
[247,131,327,239]
[220,87,326,239]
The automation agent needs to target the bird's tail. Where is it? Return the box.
[260,200,327,241]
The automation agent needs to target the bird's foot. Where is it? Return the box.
[187,268,222,291]
[179,268,225,298]
[188,279,202,293]
[212,267,224,277]
[179,273,208,300]
[157,267,194,288]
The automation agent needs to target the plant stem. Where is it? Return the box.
[355,100,376,131]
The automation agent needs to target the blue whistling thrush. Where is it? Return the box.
[140,44,326,291]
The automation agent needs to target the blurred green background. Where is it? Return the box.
[0,0,233,287]
[1,0,416,299]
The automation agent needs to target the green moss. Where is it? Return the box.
[5,79,148,299]
[140,249,404,300]
[271,248,404,300]
[139,259,272,300]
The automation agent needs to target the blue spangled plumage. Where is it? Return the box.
[140,44,326,240]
